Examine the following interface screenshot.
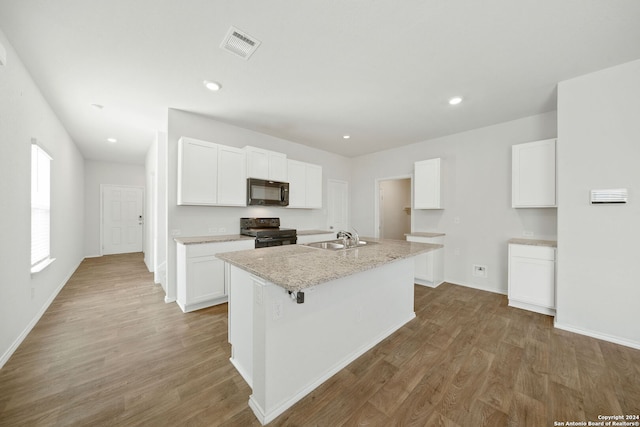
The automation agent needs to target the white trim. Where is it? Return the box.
[248,312,416,425]
[30,257,56,274]
[1,257,83,369]
[445,279,508,296]
[554,321,640,350]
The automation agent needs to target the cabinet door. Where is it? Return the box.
[305,164,323,208]
[178,138,218,205]
[287,160,306,208]
[414,158,441,209]
[245,147,270,179]
[187,255,226,303]
[218,145,247,206]
[512,139,556,207]
[269,152,288,181]
[413,252,432,282]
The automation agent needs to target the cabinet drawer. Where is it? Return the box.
[509,244,555,261]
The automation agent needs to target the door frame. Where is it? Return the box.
[374,175,413,239]
[326,179,349,233]
[100,184,145,256]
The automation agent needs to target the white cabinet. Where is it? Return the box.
[244,146,288,181]
[287,159,323,209]
[178,137,218,205]
[177,137,246,206]
[406,234,444,287]
[512,139,556,207]
[414,158,442,209]
[176,239,254,312]
[296,232,335,245]
[508,243,556,316]
[217,145,247,206]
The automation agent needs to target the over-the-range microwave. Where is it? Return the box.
[247,178,289,206]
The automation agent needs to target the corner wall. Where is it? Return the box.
[351,112,558,294]
[556,59,640,347]
[0,28,85,367]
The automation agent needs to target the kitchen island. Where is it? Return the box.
[216,238,442,425]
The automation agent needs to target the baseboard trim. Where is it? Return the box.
[0,257,84,369]
[444,280,508,296]
[554,320,640,350]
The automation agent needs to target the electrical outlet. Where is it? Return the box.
[171,229,181,236]
[473,264,488,278]
[219,227,227,233]
[356,306,364,323]
[208,227,218,233]
[454,216,461,224]
[522,231,534,237]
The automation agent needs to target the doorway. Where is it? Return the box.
[327,179,349,233]
[376,177,411,239]
[101,185,144,255]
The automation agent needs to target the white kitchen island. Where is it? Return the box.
[216,239,442,425]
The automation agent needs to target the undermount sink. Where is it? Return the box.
[304,239,378,251]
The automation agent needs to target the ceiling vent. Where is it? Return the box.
[220,26,261,60]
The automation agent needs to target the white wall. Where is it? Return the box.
[145,131,168,289]
[556,59,640,348]
[0,28,85,367]
[84,160,146,257]
[164,109,352,302]
[352,112,558,294]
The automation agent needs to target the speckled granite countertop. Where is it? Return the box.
[508,238,557,248]
[216,238,443,292]
[405,232,446,238]
[297,229,334,236]
[174,235,254,245]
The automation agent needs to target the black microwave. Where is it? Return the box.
[247,178,289,206]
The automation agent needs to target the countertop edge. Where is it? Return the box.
[508,238,557,248]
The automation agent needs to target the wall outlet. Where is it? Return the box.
[219,227,227,233]
[522,231,534,237]
[171,229,181,236]
[208,227,218,233]
[454,216,461,224]
[473,264,488,278]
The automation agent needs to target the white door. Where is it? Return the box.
[327,179,348,233]
[102,185,144,255]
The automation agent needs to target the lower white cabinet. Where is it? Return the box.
[508,243,556,316]
[176,239,254,312]
[406,234,444,287]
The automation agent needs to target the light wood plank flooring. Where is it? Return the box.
[1,253,639,426]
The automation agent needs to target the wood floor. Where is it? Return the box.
[1,253,639,426]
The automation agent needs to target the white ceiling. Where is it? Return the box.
[1,0,640,164]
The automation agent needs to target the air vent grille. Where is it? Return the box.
[220,27,261,60]
[590,188,628,204]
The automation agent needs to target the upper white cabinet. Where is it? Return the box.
[287,159,322,209]
[512,139,556,208]
[414,158,442,209]
[244,146,288,181]
[177,137,246,206]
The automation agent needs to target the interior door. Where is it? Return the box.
[102,185,144,255]
[327,179,348,233]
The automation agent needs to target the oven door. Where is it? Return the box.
[247,178,289,206]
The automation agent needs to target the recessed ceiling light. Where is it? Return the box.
[203,80,222,91]
[91,103,104,110]
[448,96,463,105]
[343,135,351,139]
[106,138,117,143]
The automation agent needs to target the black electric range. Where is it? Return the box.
[240,217,297,248]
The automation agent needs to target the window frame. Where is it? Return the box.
[30,139,55,274]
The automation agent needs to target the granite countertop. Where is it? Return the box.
[216,238,442,292]
[405,232,446,238]
[174,235,255,245]
[297,229,335,236]
[508,238,557,248]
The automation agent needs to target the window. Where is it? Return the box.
[31,141,54,273]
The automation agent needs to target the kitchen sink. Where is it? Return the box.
[304,240,378,250]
